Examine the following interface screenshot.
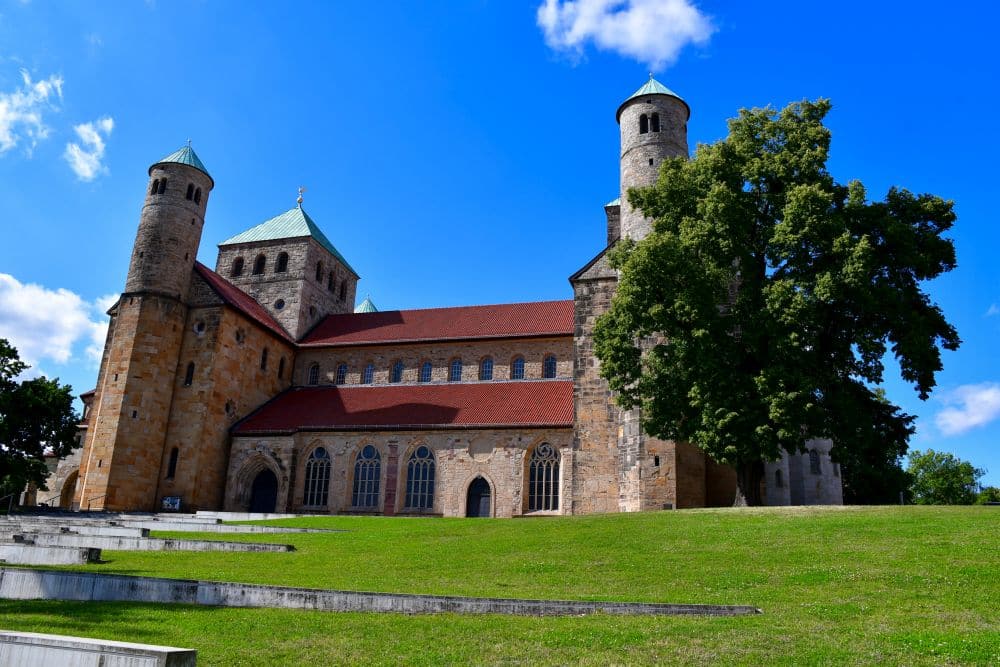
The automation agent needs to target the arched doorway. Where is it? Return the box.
[466,477,491,517]
[60,471,79,509]
[249,469,278,513]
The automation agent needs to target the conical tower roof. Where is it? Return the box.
[150,144,213,185]
[355,295,378,313]
[219,205,357,276]
[616,75,689,122]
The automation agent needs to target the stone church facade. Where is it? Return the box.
[59,78,842,516]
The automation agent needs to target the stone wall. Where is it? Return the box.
[764,439,843,505]
[226,428,572,517]
[294,337,573,386]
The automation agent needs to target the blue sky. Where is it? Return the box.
[0,1,997,486]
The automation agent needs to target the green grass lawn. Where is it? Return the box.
[1,506,997,665]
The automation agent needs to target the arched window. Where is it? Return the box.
[419,361,432,383]
[390,360,404,383]
[166,447,179,479]
[231,257,244,277]
[651,112,660,133]
[543,355,557,379]
[315,261,323,282]
[260,348,268,371]
[448,358,462,382]
[278,357,285,379]
[194,188,202,204]
[479,357,493,381]
[404,446,435,510]
[150,179,159,195]
[775,469,784,488]
[352,445,381,508]
[809,450,821,475]
[335,363,348,385]
[275,252,289,273]
[339,281,347,302]
[327,272,335,292]
[362,363,375,384]
[186,183,194,200]
[528,443,560,511]
[303,447,331,507]
[183,362,195,387]
[510,356,525,380]
[639,113,649,134]
[308,363,320,385]
[252,254,266,275]
[158,179,167,194]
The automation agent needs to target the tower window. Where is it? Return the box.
[335,363,348,385]
[543,355,557,379]
[166,447,179,479]
[194,188,202,204]
[150,179,160,195]
[419,361,432,383]
[390,360,404,383]
[362,363,374,384]
[230,257,244,277]
[308,363,320,385]
[448,358,462,382]
[158,179,167,195]
[327,272,335,292]
[253,254,266,275]
[639,114,649,134]
[339,281,347,302]
[183,362,195,386]
[278,357,285,379]
[186,183,194,200]
[275,252,289,273]
[649,159,654,166]
[260,348,268,371]
[510,356,525,380]
[315,261,324,282]
[809,450,821,475]
[479,357,493,381]
[651,112,660,133]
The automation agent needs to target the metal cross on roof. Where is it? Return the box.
[297,186,307,206]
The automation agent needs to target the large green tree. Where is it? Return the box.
[0,339,80,499]
[594,99,959,505]
[907,449,984,505]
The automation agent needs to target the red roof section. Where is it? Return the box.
[301,300,574,347]
[193,262,292,342]
[233,381,573,434]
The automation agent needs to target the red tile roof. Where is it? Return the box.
[233,381,573,434]
[301,300,574,347]
[193,262,292,342]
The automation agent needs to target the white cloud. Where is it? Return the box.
[63,116,113,181]
[935,382,1000,436]
[0,274,111,373]
[986,303,999,317]
[536,0,714,69]
[0,68,63,155]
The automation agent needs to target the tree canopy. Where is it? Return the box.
[907,449,984,505]
[0,339,80,498]
[594,99,959,505]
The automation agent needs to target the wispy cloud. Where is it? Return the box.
[986,303,999,317]
[935,382,1000,436]
[0,68,63,155]
[63,116,113,181]
[0,273,112,375]
[536,0,714,70]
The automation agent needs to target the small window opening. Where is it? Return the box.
[362,363,374,384]
[391,360,404,383]
[327,272,335,292]
[543,355,557,379]
[339,281,347,302]
[315,261,323,282]
[157,179,167,195]
[252,254,266,275]
[651,112,660,133]
[183,362,195,386]
[510,356,525,380]
[274,299,285,310]
[654,455,660,467]
[194,188,202,204]
[231,257,244,277]
[166,447,179,479]
[479,357,493,381]
[278,357,285,379]
[809,450,821,475]
[308,363,320,385]
[639,114,649,134]
[335,363,348,385]
[150,179,160,195]
[649,158,654,166]
[448,358,462,382]
[131,410,138,419]
[419,361,432,383]
[275,252,288,273]
[186,183,194,200]
[260,348,268,371]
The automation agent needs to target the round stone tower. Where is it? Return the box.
[125,145,215,299]
[617,75,690,241]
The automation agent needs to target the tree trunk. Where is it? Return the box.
[733,460,764,507]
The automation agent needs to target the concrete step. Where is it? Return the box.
[0,544,100,565]
[9,533,294,553]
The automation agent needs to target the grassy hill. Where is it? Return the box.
[1,506,997,665]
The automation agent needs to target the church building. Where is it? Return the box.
[61,78,843,516]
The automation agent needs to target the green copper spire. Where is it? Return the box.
[150,143,212,184]
[616,74,689,121]
[355,295,378,313]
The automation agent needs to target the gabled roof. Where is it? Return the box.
[300,300,574,347]
[150,145,212,184]
[616,76,689,122]
[218,206,357,276]
[232,381,574,435]
[355,296,378,313]
[193,263,293,342]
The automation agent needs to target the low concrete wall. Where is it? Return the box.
[12,533,294,553]
[0,630,196,666]
[195,511,309,521]
[0,524,150,538]
[0,568,761,617]
[1,516,333,535]
[0,544,100,565]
